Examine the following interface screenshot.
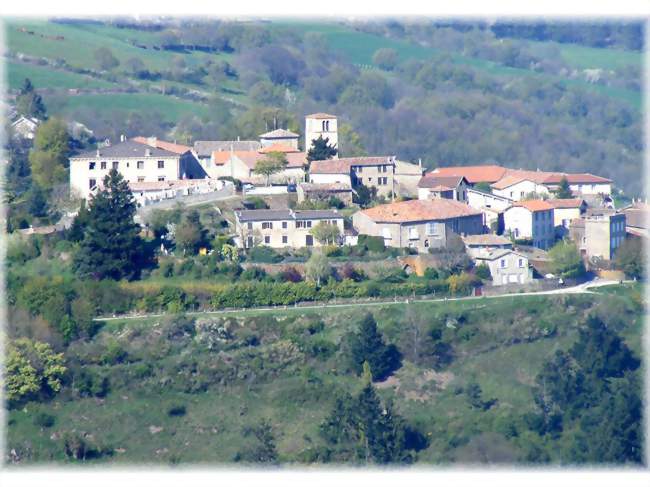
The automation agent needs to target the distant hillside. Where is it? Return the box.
[4,18,644,195]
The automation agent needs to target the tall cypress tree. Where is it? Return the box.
[74,169,148,280]
[17,78,47,120]
[346,313,402,381]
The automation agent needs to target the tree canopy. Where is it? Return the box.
[16,78,46,120]
[73,169,150,280]
[28,118,70,190]
[254,151,288,186]
[345,313,401,381]
[307,135,338,162]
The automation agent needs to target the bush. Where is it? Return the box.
[167,404,187,417]
[241,266,268,281]
[475,263,492,281]
[101,339,128,365]
[357,234,385,253]
[243,197,269,210]
[248,246,283,263]
[33,412,56,428]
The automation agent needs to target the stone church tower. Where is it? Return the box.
[305,113,338,158]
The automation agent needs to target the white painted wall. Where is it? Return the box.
[492,180,549,201]
[70,155,181,200]
[305,116,338,155]
[310,172,352,186]
[466,189,512,211]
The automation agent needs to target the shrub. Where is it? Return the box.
[33,412,56,428]
[167,404,187,417]
[474,263,492,280]
[243,197,269,210]
[101,339,128,365]
[241,266,268,281]
[357,234,385,253]
[249,246,283,264]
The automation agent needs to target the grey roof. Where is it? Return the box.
[259,129,299,139]
[194,140,261,157]
[476,248,526,261]
[73,139,177,159]
[236,209,342,222]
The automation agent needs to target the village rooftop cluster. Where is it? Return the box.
[56,112,645,288]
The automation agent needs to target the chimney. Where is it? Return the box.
[145,148,151,157]
[147,136,157,147]
[120,134,126,142]
[104,138,110,147]
[96,148,100,157]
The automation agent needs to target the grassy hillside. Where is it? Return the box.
[6,283,644,464]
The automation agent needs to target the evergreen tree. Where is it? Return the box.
[319,378,414,464]
[73,169,149,280]
[307,135,338,162]
[16,78,46,119]
[555,176,573,199]
[66,200,90,243]
[27,184,49,218]
[346,313,401,381]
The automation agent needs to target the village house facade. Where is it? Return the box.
[570,212,627,261]
[417,175,469,202]
[462,234,513,260]
[503,200,555,250]
[69,138,204,200]
[475,249,533,286]
[352,199,483,252]
[234,209,344,249]
[209,145,306,184]
[546,198,587,237]
[310,156,396,198]
[297,182,353,206]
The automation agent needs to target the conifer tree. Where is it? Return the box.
[346,313,401,381]
[555,176,573,199]
[307,135,338,162]
[73,169,148,280]
[16,78,47,119]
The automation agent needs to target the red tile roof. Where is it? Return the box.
[418,175,466,189]
[259,143,301,154]
[546,198,585,209]
[310,156,394,174]
[212,150,305,169]
[432,165,508,184]
[511,200,554,212]
[358,199,482,223]
[132,136,191,155]
[542,173,612,184]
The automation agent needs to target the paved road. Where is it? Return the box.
[94,279,628,322]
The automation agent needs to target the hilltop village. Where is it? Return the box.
[54,111,642,288]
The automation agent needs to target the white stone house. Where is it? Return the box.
[235,209,344,249]
[417,175,469,202]
[475,249,533,286]
[69,139,201,200]
[503,200,555,250]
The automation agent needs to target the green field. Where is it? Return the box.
[6,60,115,90]
[6,284,644,464]
[44,92,210,122]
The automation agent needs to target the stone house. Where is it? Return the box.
[352,199,483,252]
[462,234,513,260]
[393,159,425,197]
[475,249,533,286]
[503,200,555,250]
[546,198,587,237]
[234,209,345,249]
[570,212,626,261]
[69,138,205,201]
[310,156,396,198]
[297,182,353,206]
[417,175,469,202]
[209,146,306,184]
[259,128,300,150]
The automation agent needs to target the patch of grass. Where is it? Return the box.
[6,60,115,90]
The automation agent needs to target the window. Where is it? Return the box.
[112,161,119,170]
[424,239,429,248]
[89,178,97,190]
[100,161,107,169]
[264,236,270,244]
[307,221,312,228]
[137,176,145,182]
[282,235,288,244]
[356,166,363,173]
[137,161,144,170]
[247,236,254,248]
[282,221,288,229]
[89,162,96,170]
[510,191,514,198]
[368,177,373,183]
[426,222,439,236]
[518,258,524,268]
[158,160,165,169]
[296,221,305,229]
[500,259,507,269]
[262,222,273,230]
[158,176,165,182]
[247,222,253,230]
[520,191,524,198]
